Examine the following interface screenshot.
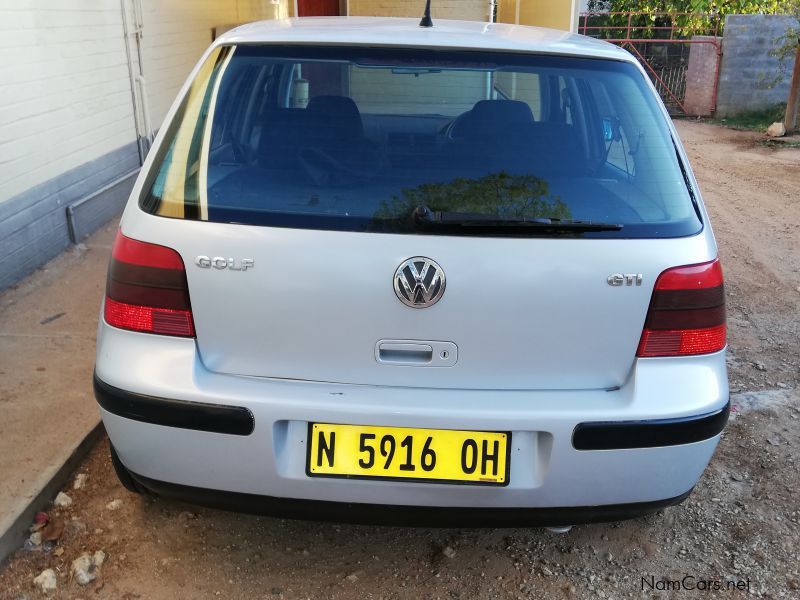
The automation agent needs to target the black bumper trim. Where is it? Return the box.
[572,401,729,451]
[128,470,692,527]
[93,373,254,436]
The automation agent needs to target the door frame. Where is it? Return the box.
[293,0,348,18]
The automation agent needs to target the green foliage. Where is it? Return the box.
[374,172,572,228]
[585,1,798,37]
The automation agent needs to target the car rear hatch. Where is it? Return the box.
[174,225,677,390]
[129,43,708,390]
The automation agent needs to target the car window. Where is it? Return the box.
[140,46,700,238]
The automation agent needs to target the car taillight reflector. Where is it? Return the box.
[637,259,725,357]
[104,232,195,337]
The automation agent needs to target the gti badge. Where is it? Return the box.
[607,273,643,286]
[195,256,254,271]
[394,257,445,308]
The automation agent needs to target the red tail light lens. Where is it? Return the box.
[637,259,725,357]
[104,232,195,337]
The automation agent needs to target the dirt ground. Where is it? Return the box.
[1,121,799,599]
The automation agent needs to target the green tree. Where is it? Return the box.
[585,1,796,37]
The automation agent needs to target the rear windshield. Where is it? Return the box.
[140,45,701,238]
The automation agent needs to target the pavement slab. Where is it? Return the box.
[0,221,117,562]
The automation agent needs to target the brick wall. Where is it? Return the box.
[141,0,291,130]
[0,0,290,207]
[0,1,136,205]
[348,0,488,21]
[683,36,721,117]
[716,14,798,117]
[0,0,287,289]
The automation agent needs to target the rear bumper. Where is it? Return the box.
[128,468,693,527]
[95,324,729,515]
[95,375,729,451]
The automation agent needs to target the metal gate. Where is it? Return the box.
[578,12,722,116]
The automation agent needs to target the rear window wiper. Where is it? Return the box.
[411,206,623,232]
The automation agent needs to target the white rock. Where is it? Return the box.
[442,546,457,559]
[72,553,97,585]
[33,568,58,593]
[71,550,107,585]
[105,499,122,511]
[29,531,42,546]
[766,122,786,137]
[73,473,88,490]
[54,492,72,507]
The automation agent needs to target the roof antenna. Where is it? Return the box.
[419,0,433,28]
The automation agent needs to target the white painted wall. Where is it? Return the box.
[0,0,289,205]
[140,0,291,130]
[0,1,136,204]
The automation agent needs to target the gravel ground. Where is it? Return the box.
[0,121,798,599]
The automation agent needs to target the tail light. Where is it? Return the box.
[104,232,195,337]
[637,259,725,357]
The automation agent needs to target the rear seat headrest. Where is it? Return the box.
[306,95,364,138]
[451,100,534,140]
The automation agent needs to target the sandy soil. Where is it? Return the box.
[0,121,799,599]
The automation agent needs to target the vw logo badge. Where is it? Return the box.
[394,257,445,308]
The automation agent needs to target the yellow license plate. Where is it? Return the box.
[306,423,509,485]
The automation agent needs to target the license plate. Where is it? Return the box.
[306,423,509,485]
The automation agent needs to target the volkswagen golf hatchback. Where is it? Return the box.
[94,17,729,526]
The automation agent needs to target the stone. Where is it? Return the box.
[28,531,42,546]
[72,552,103,585]
[177,511,197,522]
[766,122,786,137]
[442,546,457,559]
[33,569,57,593]
[105,499,122,511]
[53,492,72,508]
[73,473,88,490]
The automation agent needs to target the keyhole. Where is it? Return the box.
[440,350,449,360]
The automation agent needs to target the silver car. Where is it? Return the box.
[94,17,728,526]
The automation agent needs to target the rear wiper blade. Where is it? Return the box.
[411,206,623,232]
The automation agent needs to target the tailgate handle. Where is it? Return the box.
[375,340,458,367]
[378,343,433,364]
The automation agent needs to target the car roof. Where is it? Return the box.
[216,17,634,63]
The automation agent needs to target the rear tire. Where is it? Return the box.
[110,444,152,496]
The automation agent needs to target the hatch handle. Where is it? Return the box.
[375,340,458,366]
[378,343,433,364]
